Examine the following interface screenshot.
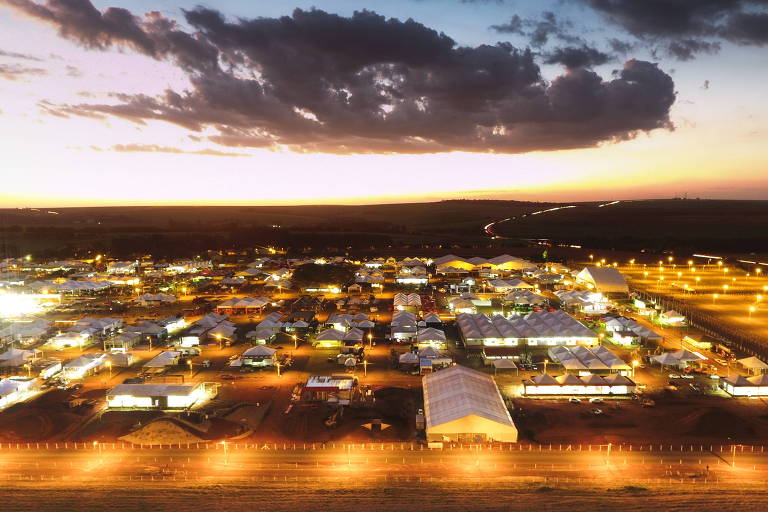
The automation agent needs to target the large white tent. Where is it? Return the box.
[422,365,517,443]
[456,311,597,348]
[576,267,629,295]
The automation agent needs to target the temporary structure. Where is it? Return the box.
[422,365,517,443]
[738,356,768,374]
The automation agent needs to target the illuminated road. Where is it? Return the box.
[483,201,623,240]
[2,442,768,484]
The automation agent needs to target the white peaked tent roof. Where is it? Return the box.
[316,328,346,341]
[393,293,421,306]
[662,310,684,319]
[457,312,595,341]
[748,374,768,386]
[0,348,37,361]
[391,311,417,326]
[417,328,446,342]
[143,351,180,368]
[422,365,515,430]
[738,356,768,370]
[724,375,751,386]
[671,349,707,362]
[399,352,419,364]
[492,359,517,369]
[418,346,442,358]
[577,266,629,293]
[242,345,276,357]
[423,312,442,323]
[504,290,547,305]
[651,352,683,365]
[343,327,364,341]
[434,254,466,266]
[531,373,558,385]
[246,327,275,341]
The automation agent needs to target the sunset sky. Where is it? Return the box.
[0,0,766,206]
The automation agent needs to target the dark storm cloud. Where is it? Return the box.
[544,45,612,69]
[3,0,219,71]
[492,11,581,47]
[583,0,768,57]
[5,2,676,154]
[666,39,721,61]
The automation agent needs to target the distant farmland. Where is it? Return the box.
[0,198,765,259]
[490,199,768,254]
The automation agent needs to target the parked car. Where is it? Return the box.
[568,397,581,404]
[590,408,604,416]
[588,397,604,404]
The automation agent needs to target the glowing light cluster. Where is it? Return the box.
[0,292,43,318]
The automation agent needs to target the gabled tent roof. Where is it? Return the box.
[422,365,515,429]
[316,328,346,341]
[738,356,768,370]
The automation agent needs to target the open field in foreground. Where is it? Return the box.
[3,477,768,512]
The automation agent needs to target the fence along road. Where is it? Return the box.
[1,442,768,485]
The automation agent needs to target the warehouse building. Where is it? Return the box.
[422,365,517,443]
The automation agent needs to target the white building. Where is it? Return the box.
[423,365,517,443]
[522,373,636,395]
[575,267,629,296]
[456,311,598,348]
[61,353,109,380]
[0,377,39,409]
[107,383,213,409]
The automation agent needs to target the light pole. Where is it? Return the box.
[368,332,373,348]
[749,305,756,319]
[188,359,193,377]
[362,359,370,376]
[632,360,639,379]
[276,361,282,377]
[216,334,222,350]
[221,441,229,465]
[293,334,298,350]
[106,360,112,380]
[542,359,549,374]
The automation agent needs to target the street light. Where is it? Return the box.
[220,441,229,465]
[276,360,282,377]
[216,333,222,350]
[187,359,193,376]
[632,360,639,378]
[368,332,373,347]
[749,305,757,319]
[362,359,370,376]
[713,293,719,304]
[292,334,298,349]
[106,360,112,380]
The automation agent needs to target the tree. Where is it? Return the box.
[291,263,354,289]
